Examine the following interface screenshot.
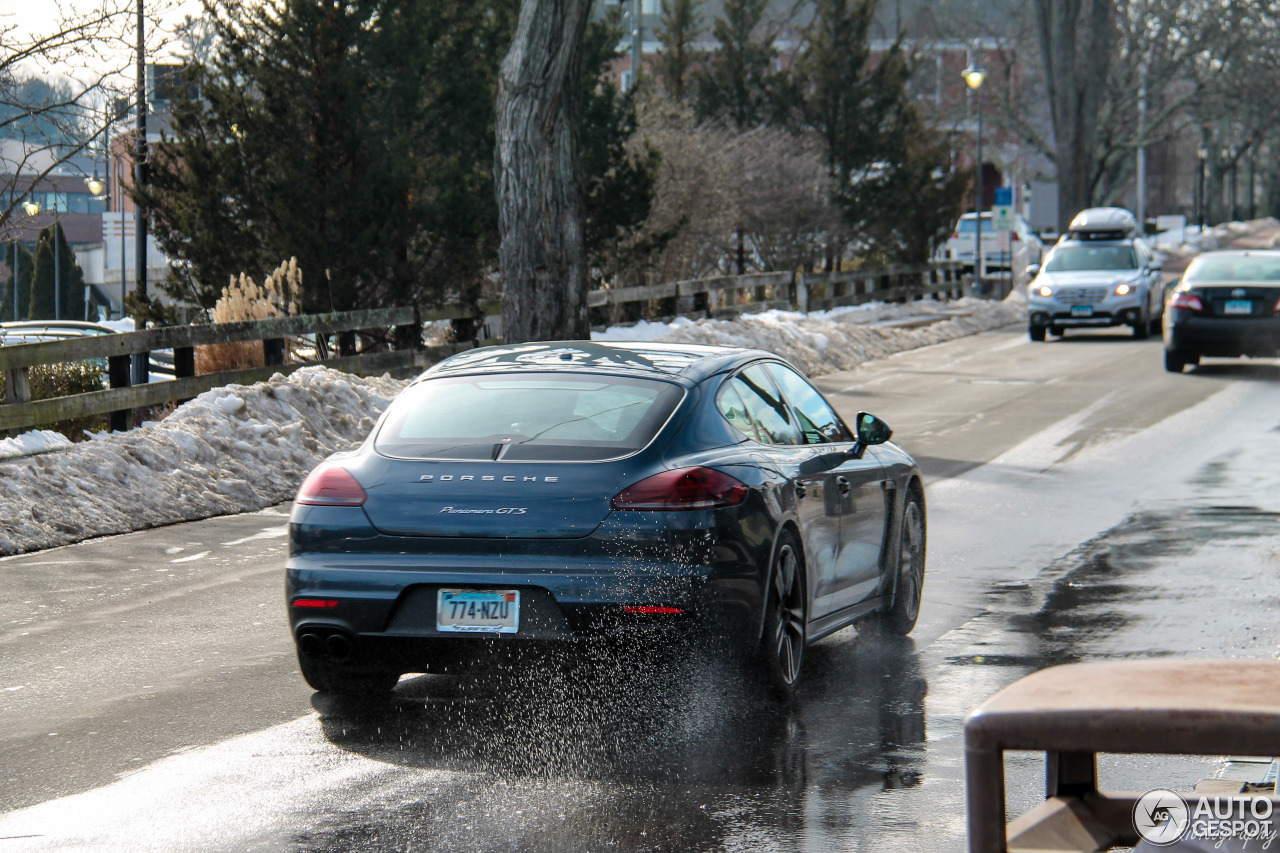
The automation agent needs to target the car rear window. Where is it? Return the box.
[956,216,991,235]
[1183,256,1280,283]
[1043,245,1137,272]
[374,372,685,461]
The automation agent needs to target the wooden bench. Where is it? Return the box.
[965,659,1280,852]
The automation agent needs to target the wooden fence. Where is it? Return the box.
[1,260,967,435]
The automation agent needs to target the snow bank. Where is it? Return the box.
[1,297,1022,556]
[595,297,1024,378]
[0,367,402,556]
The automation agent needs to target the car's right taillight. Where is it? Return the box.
[611,467,748,511]
[1170,292,1204,313]
[296,464,367,507]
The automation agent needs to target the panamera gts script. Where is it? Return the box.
[438,507,528,514]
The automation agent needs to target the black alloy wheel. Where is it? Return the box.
[762,532,806,697]
[872,495,926,636]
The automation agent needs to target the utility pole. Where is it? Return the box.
[133,0,149,382]
[1136,61,1146,234]
[54,225,61,320]
[630,0,642,90]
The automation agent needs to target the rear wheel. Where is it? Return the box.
[760,531,806,698]
[871,494,926,636]
[1164,348,1188,373]
[1028,323,1046,342]
[1049,325,1064,338]
[299,653,398,696]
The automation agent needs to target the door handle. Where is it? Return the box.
[836,476,851,496]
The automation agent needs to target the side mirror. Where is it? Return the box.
[1025,263,1041,278]
[855,412,892,446]
[1149,262,1163,273]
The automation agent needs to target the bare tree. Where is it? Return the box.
[630,93,838,281]
[0,2,141,237]
[1032,0,1112,231]
[494,0,594,343]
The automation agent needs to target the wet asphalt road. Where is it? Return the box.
[2,325,1280,851]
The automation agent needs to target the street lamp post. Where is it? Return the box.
[962,46,987,296]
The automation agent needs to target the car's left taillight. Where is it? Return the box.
[611,467,748,511]
[296,464,367,507]
[1169,292,1204,313]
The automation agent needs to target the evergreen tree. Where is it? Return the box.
[692,0,781,129]
[654,0,702,102]
[2,242,34,322]
[139,0,518,313]
[578,11,661,282]
[29,229,56,320]
[26,224,87,321]
[795,0,964,261]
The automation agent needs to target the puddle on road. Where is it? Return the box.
[287,506,1280,853]
[294,637,931,852]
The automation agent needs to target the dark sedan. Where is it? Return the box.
[1164,250,1280,372]
[286,341,926,697]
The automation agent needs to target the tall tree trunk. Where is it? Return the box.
[495,0,593,343]
[1034,0,1112,232]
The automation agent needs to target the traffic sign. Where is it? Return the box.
[991,204,1014,232]
[993,186,1013,207]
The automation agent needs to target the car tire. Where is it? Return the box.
[1164,348,1187,373]
[1029,323,1046,342]
[1049,325,1064,338]
[870,492,926,636]
[1133,308,1151,339]
[298,652,399,696]
[759,530,806,698]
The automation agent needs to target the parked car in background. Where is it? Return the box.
[1163,249,1280,372]
[0,320,175,381]
[286,341,928,699]
[0,320,120,346]
[1025,207,1165,342]
[941,211,1044,277]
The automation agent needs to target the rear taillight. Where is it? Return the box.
[292,598,339,608]
[611,467,748,511]
[1170,292,1204,313]
[1273,296,1280,314]
[296,464,367,507]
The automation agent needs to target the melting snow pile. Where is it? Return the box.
[596,297,1025,378]
[0,367,402,556]
[0,297,1023,556]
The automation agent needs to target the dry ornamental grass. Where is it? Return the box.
[196,258,301,375]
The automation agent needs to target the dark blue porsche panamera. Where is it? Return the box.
[286,341,926,697]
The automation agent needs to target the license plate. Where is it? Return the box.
[1071,306,1094,317]
[1224,300,1253,315]
[437,589,520,634]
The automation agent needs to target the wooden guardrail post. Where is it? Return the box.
[263,338,285,367]
[107,355,131,432]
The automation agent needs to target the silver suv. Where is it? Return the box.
[1026,208,1165,342]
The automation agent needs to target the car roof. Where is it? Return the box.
[0,321,118,344]
[1183,249,1280,283]
[1065,207,1137,241]
[416,340,778,384]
